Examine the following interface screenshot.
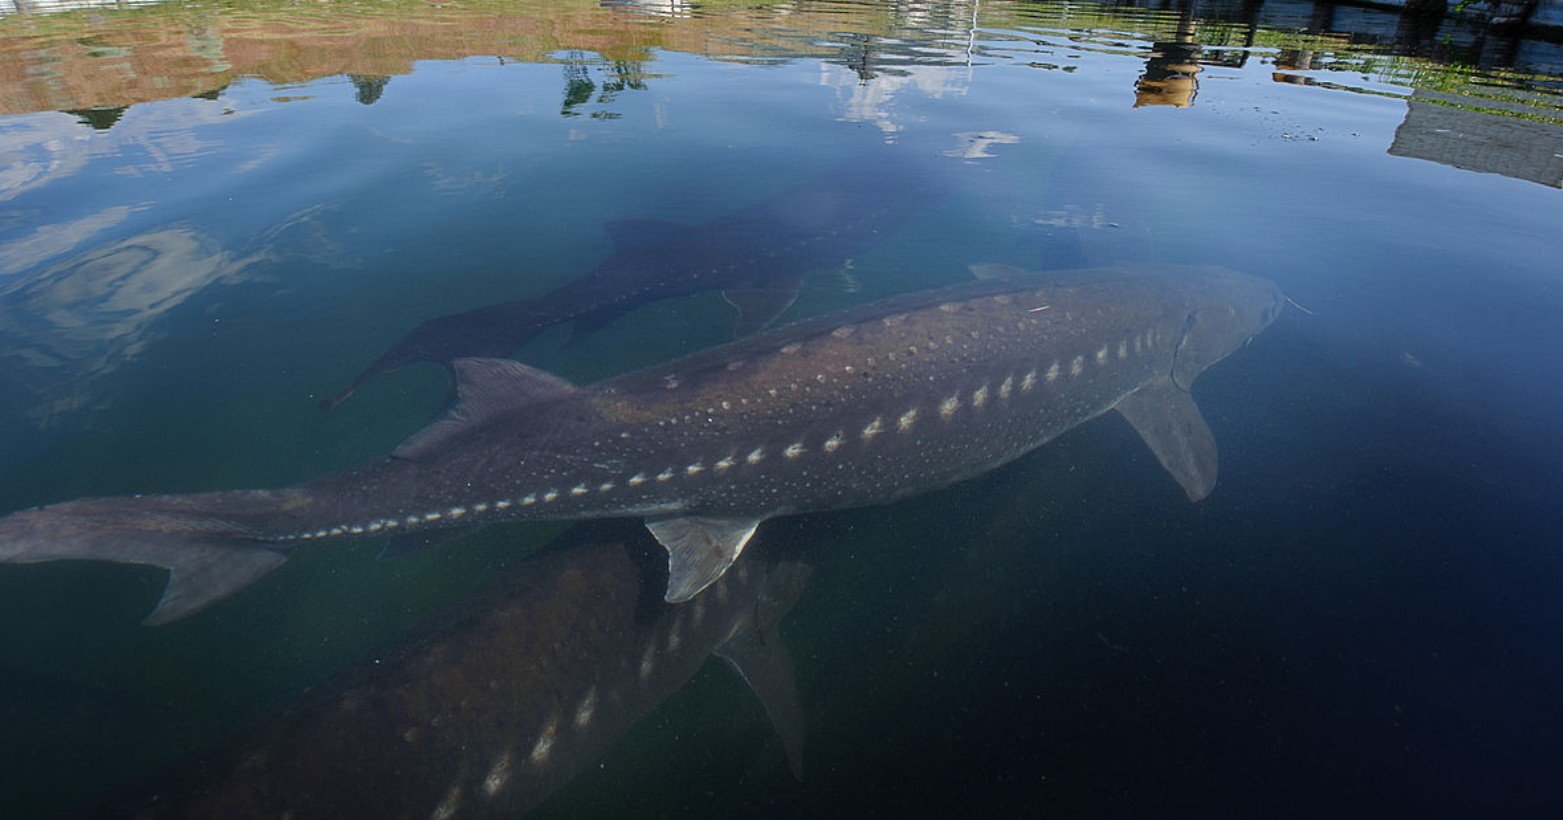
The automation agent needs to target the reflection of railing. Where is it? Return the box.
[0,0,169,14]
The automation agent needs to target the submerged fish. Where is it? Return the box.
[0,265,1283,624]
[321,163,942,411]
[110,531,809,818]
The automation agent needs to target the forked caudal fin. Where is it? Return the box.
[0,492,292,625]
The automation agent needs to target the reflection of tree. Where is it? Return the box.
[560,53,647,118]
[347,74,391,105]
[62,105,127,129]
[560,52,595,116]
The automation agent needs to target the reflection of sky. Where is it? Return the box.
[0,90,329,429]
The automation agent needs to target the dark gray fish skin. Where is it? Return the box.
[321,162,944,411]
[105,534,810,819]
[0,265,1283,624]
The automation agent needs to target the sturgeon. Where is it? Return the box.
[0,265,1283,623]
[109,531,809,818]
[321,162,941,410]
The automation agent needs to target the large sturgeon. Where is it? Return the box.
[0,265,1283,624]
[109,531,809,818]
[320,162,942,411]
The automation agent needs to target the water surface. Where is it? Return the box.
[1,0,1561,816]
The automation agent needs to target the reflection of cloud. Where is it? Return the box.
[0,204,144,274]
[423,163,507,197]
[946,130,1019,159]
[0,205,339,428]
[820,62,970,134]
[0,112,93,201]
[0,227,255,423]
[0,99,257,202]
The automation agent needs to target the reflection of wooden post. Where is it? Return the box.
[1134,13,1201,108]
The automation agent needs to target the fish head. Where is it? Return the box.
[1170,266,1285,389]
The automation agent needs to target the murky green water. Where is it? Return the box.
[1,0,1561,816]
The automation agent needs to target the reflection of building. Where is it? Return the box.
[1389,88,1563,187]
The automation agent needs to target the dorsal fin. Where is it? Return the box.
[393,358,580,460]
[603,218,691,253]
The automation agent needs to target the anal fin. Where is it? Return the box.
[1115,378,1219,502]
[645,515,763,602]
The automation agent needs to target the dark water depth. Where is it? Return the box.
[1,0,1561,816]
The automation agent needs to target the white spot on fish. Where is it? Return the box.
[1096,345,1109,365]
[543,490,559,503]
[448,507,467,518]
[570,485,589,497]
[832,325,856,339]
[823,433,844,453]
[349,525,365,534]
[862,417,885,442]
[1070,356,1085,377]
[657,469,675,482]
[715,457,736,471]
[746,447,765,465]
[496,499,513,510]
[483,751,513,798]
[432,785,463,820]
[1022,370,1037,391]
[939,394,960,420]
[972,384,989,407]
[639,643,656,680]
[685,462,705,476]
[628,473,647,486]
[784,442,806,459]
[1046,361,1061,382]
[780,342,802,355]
[404,517,419,526]
[520,495,536,506]
[1134,335,1144,354]
[598,481,616,492]
[668,621,682,651]
[472,503,489,514]
[1000,377,1013,398]
[575,688,598,728]
[898,408,919,432]
[882,313,907,326]
[1118,340,1128,358]
[529,720,557,765]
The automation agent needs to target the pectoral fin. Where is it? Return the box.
[1115,378,1218,502]
[645,515,763,602]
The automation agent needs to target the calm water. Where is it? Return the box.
[1,0,1561,816]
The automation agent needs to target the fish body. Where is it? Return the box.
[322,163,941,410]
[109,533,809,818]
[0,265,1283,622]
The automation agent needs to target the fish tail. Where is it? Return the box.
[0,491,294,624]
